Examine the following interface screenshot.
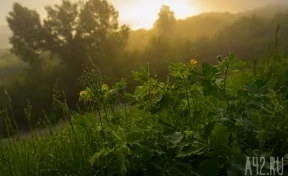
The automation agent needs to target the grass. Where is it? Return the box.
[0,54,288,176]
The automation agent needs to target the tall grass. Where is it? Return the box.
[0,54,288,176]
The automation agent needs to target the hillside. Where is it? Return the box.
[126,12,238,51]
[0,4,287,50]
[1,3,287,85]
[238,3,288,18]
[127,3,288,51]
[0,1,288,175]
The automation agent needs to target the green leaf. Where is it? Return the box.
[246,78,270,97]
[89,148,113,166]
[227,53,246,69]
[202,63,219,79]
[133,145,155,162]
[115,148,127,176]
[162,131,184,144]
[230,153,247,172]
[114,78,127,90]
[169,62,184,78]
[203,121,216,140]
[219,118,235,133]
[179,99,188,111]
[202,80,224,100]
[210,124,229,149]
[177,143,206,158]
[132,63,150,82]
[158,118,179,131]
[235,118,258,131]
[101,84,109,92]
[237,89,248,98]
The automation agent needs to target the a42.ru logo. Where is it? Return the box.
[245,157,284,176]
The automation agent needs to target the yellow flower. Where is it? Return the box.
[80,91,87,97]
[79,88,93,102]
[190,59,197,65]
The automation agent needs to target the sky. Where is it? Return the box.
[0,0,287,29]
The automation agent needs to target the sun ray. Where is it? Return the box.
[111,0,201,29]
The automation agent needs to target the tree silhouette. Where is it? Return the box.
[153,5,177,38]
[7,0,130,76]
[5,0,130,123]
[7,3,45,69]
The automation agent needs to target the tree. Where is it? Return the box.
[5,0,130,121]
[76,0,129,73]
[7,0,129,75]
[153,5,177,38]
[7,3,45,69]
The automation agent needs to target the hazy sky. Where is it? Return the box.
[0,0,287,29]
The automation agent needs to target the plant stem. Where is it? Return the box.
[223,64,231,116]
[97,107,105,141]
[258,103,280,157]
[185,83,191,126]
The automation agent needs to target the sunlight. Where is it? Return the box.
[112,0,201,29]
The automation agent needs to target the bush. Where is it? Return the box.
[0,54,287,176]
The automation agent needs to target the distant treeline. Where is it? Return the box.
[0,0,287,136]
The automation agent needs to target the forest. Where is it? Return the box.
[0,0,288,175]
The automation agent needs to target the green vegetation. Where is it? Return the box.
[0,0,288,175]
[1,54,288,175]
[0,51,27,84]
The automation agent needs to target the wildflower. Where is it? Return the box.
[190,59,197,65]
[79,88,93,102]
[80,90,87,97]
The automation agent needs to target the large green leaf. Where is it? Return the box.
[210,124,229,150]
[177,142,207,158]
[89,148,113,166]
[169,62,185,78]
[162,131,184,144]
[202,63,219,79]
[132,63,150,82]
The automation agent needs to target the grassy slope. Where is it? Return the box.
[0,54,287,176]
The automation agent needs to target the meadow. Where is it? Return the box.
[0,52,288,176]
[0,0,288,175]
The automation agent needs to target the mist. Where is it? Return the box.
[196,0,288,12]
[0,0,288,175]
[0,0,287,27]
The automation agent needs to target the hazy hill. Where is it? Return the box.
[127,3,288,50]
[176,12,237,40]
[126,12,238,51]
[238,4,288,18]
[0,3,287,50]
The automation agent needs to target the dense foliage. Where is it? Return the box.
[0,1,288,134]
[0,54,288,175]
[0,1,288,175]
